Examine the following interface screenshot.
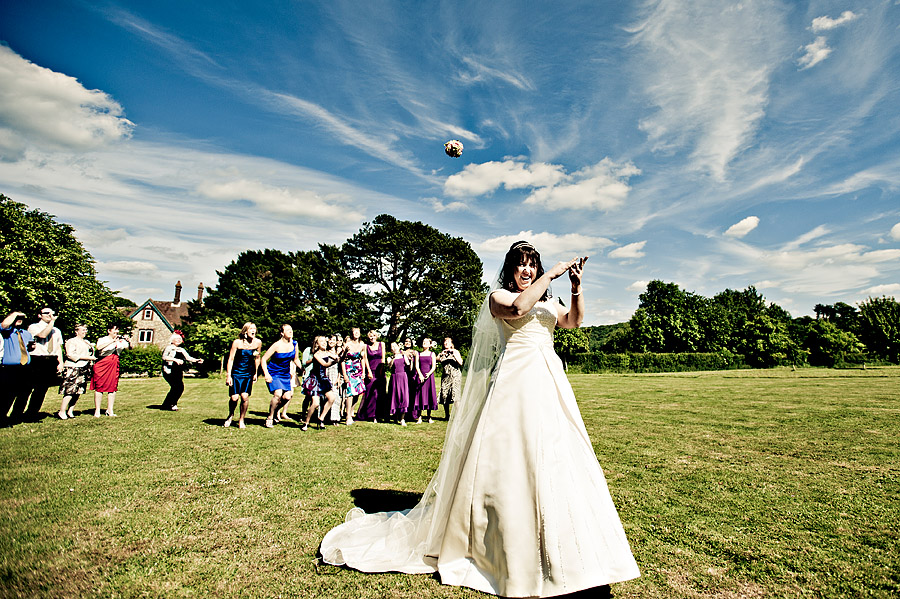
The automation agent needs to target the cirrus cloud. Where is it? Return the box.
[196,179,362,222]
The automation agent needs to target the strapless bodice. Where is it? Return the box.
[499,301,557,348]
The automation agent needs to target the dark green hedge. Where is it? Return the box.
[567,351,748,373]
[119,346,163,376]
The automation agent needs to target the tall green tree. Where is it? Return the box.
[342,214,485,345]
[192,246,375,346]
[856,296,900,362]
[0,194,128,337]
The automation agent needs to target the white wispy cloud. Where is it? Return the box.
[862,283,900,296]
[524,159,641,211]
[457,55,535,91]
[196,179,362,222]
[811,11,859,33]
[99,6,432,178]
[101,7,222,72]
[781,225,830,251]
[629,0,783,180]
[444,158,640,211]
[719,239,900,296]
[444,159,566,197]
[724,216,760,238]
[798,36,832,69]
[609,241,646,260]
[477,231,614,256]
[0,45,133,160]
[96,260,160,276]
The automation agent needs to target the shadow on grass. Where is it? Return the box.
[350,488,422,513]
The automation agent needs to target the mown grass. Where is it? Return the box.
[1,368,898,598]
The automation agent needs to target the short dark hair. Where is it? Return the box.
[499,241,549,301]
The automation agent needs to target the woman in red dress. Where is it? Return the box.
[91,325,130,417]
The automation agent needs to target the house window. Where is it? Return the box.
[138,330,154,343]
[143,309,153,320]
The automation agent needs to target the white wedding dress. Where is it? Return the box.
[321,299,639,597]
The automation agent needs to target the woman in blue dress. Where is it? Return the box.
[224,322,261,429]
[261,324,304,428]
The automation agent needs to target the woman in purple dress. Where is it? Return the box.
[414,337,438,424]
[357,330,387,422]
[403,337,419,421]
[386,342,410,427]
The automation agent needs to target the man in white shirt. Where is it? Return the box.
[22,307,64,422]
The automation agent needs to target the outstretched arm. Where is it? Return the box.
[490,258,580,320]
[557,257,588,329]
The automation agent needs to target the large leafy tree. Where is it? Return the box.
[624,280,720,353]
[0,194,128,337]
[342,214,485,345]
[856,296,900,362]
[190,246,375,346]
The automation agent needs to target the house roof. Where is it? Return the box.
[128,299,190,332]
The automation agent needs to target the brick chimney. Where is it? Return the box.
[197,283,204,304]
[173,280,182,305]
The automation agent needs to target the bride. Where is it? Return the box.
[321,241,639,597]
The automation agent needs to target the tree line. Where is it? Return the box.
[4,194,897,370]
[557,280,899,368]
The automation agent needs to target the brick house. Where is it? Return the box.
[121,281,204,349]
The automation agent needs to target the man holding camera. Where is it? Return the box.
[1,311,35,426]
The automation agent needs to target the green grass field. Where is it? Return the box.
[1,368,898,598]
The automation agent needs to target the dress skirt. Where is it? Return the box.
[90,354,120,393]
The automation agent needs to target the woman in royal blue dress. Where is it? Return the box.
[261,324,304,428]
[224,322,261,429]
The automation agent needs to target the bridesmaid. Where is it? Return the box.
[301,336,341,431]
[437,337,463,420]
[91,324,130,417]
[357,330,387,422]
[386,342,410,427]
[260,324,303,428]
[325,335,343,423]
[414,338,438,424]
[342,328,367,424]
[224,322,261,428]
[403,338,419,422]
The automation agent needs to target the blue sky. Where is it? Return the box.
[2,0,899,324]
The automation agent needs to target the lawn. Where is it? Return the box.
[1,368,898,598]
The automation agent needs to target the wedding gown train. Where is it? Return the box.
[321,299,639,597]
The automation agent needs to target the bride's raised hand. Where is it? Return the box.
[548,257,580,280]
[568,256,589,286]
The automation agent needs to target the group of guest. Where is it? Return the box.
[223,323,464,430]
[0,310,134,425]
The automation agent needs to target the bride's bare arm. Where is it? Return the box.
[490,258,579,320]
[557,257,588,329]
